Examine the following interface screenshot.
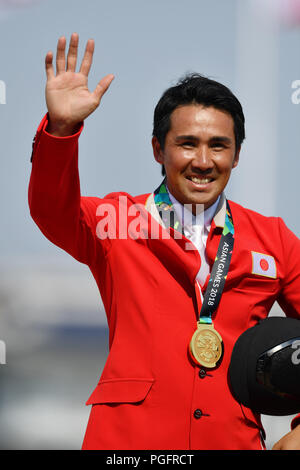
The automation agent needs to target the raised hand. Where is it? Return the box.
[45,33,114,136]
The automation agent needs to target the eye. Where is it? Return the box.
[181,141,195,148]
[211,143,226,151]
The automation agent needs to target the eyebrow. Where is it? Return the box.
[175,135,233,144]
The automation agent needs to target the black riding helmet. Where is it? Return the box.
[229,316,300,415]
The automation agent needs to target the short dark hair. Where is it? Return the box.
[152,73,245,176]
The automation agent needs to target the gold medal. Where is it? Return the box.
[189,322,223,368]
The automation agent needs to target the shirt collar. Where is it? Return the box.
[213,192,226,228]
[147,178,226,232]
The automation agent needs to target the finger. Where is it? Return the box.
[45,51,55,80]
[93,74,115,103]
[79,39,95,76]
[56,36,66,74]
[66,32,79,72]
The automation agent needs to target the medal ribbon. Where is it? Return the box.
[153,180,234,367]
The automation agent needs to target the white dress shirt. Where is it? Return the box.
[167,187,220,287]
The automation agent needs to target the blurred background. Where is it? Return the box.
[0,0,300,450]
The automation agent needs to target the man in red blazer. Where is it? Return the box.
[28,33,300,450]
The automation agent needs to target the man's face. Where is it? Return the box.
[152,104,240,210]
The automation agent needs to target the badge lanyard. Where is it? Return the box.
[189,200,234,368]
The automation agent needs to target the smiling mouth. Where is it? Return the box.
[186,175,214,185]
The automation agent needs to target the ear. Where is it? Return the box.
[152,136,164,165]
[232,147,240,169]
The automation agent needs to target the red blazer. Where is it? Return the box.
[28,115,300,450]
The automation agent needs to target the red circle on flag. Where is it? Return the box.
[260,259,269,271]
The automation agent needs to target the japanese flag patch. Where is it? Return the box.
[251,251,277,279]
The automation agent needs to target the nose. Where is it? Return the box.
[191,146,214,173]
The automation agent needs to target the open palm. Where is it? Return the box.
[45,33,114,135]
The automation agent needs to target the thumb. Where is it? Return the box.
[93,74,115,103]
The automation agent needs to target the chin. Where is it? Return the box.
[186,190,213,204]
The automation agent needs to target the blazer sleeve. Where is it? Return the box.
[277,218,300,317]
[28,114,111,267]
[276,218,300,430]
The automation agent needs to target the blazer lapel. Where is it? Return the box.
[144,179,199,285]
